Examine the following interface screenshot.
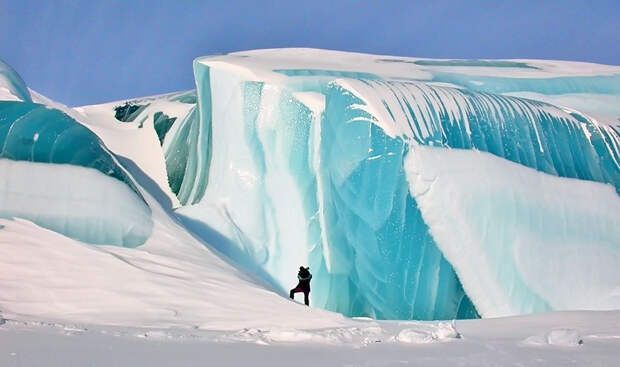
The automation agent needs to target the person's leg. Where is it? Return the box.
[304,291,309,306]
[290,286,303,300]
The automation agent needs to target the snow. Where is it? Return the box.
[394,322,460,344]
[1,311,619,366]
[197,48,620,80]
[523,328,583,347]
[0,87,21,101]
[0,214,349,330]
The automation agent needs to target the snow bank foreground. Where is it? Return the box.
[1,310,619,366]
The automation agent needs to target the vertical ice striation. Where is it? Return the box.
[165,50,619,320]
[170,60,479,320]
[333,79,620,192]
[9,49,613,320]
[327,77,620,316]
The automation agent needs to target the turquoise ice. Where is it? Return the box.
[4,49,619,321]
[0,58,31,102]
[0,99,153,247]
[165,51,620,320]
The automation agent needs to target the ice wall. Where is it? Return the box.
[166,50,620,320]
[323,78,619,316]
[0,100,152,247]
[172,61,478,320]
[10,49,611,320]
[97,90,205,206]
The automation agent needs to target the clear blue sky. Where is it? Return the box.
[1,0,618,106]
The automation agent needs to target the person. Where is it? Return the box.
[290,266,312,306]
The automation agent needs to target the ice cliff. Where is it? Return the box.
[170,50,620,320]
[2,49,619,320]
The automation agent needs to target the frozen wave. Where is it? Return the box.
[171,50,619,320]
[4,49,619,321]
[0,100,152,246]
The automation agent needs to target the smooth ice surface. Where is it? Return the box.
[0,160,152,247]
[0,102,138,189]
[405,146,620,317]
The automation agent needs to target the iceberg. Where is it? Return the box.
[159,49,620,319]
[3,49,619,321]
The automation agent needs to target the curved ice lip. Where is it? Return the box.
[0,101,145,199]
[0,58,31,102]
[332,78,620,192]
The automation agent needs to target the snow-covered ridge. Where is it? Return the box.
[198,48,620,79]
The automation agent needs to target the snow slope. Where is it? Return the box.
[0,189,349,330]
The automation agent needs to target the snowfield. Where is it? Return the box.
[1,310,620,366]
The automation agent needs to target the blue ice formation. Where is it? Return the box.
[0,98,152,247]
[328,79,620,191]
[163,50,620,320]
[4,49,620,321]
[0,58,31,102]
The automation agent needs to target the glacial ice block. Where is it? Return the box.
[164,50,620,320]
[0,100,152,246]
[170,58,479,320]
[66,49,619,320]
[405,146,620,316]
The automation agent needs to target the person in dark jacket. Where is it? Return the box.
[290,266,312,306]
